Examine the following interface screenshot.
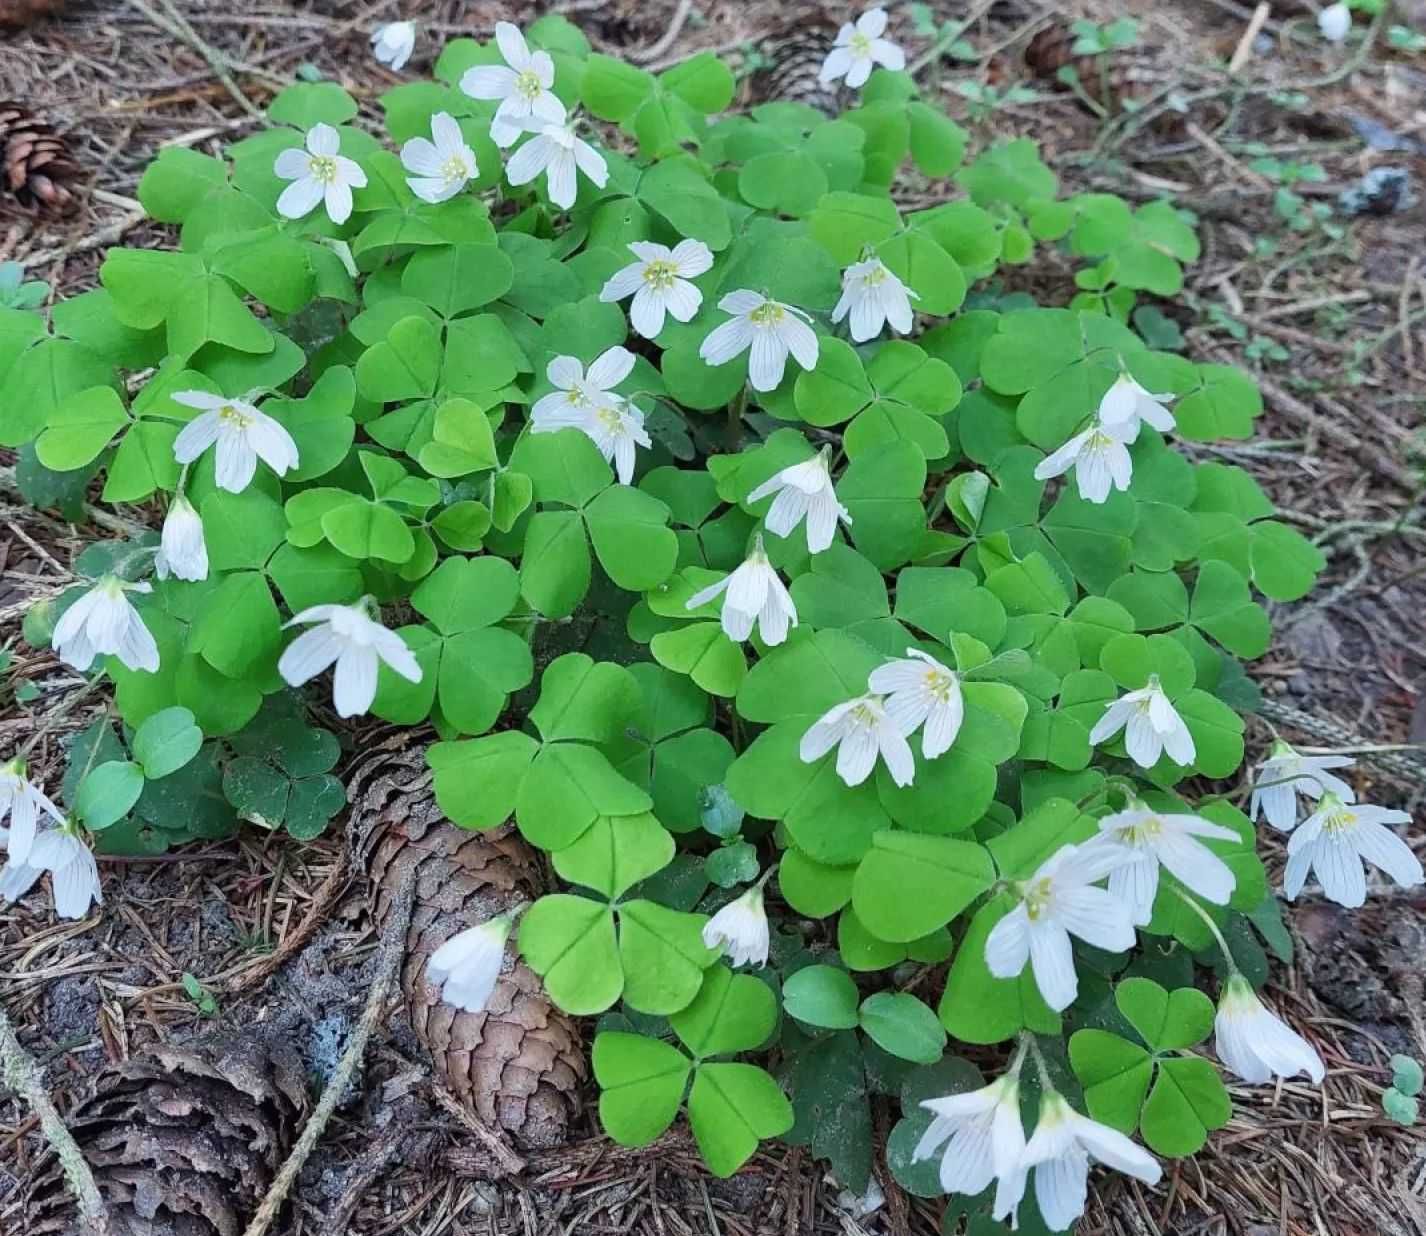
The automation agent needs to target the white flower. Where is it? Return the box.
[1033,420,1135,504]
[371,20,416,71]
[1214,974,1324,1084]
[701,881,770,968]
[460,21,567,148]
[155,495,208,583]
[0,824,102,921]
[400,112,476,204]
[685,534,798,646]
[1088,675,1196,769]
[1097,374,1176,440]
[867,648,963,759]
[535,397,650,485]
[1318,2,1352,42]
[599,239,713,339]
[427,909,518,1012]
[0,759,65,868]
[745,448,850,554]
[985,842,1137,1012]
[1250,740,1356,832]
[832,258,917,342]
[1283,792,1423,908]
[800,693,915,789]
[914,1074,1026,1203]
[818,7,906,89]
[1094,802,1239,926]
[52,577,159,674]
[531,347,634,424]
[505,117,607,210]
[172,391,300,493]
[1015,1091,1161,1232]
[274,123,368,225]
[700,291,820,393]
[278,601,422,719]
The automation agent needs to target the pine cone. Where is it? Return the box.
[748,20,846,116]
[0,103,81,214]
[0,0,64,26]
[1024,22,1158,115]
[347,730,585,1149]
[29,1037,307,1236]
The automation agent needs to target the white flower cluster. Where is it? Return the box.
[529,346,650,484]
[0,760,101,920]
[1035,374,1176,505]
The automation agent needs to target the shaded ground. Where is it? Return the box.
[2,1,1426,1233]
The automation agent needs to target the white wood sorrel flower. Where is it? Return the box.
[745,447,850,554]
[400,112,476,204]
[155,494,207,582]
[172,391,299,494]
[0,822,102,921]
[1033,418,1135,504]
[985,842,1137,1011]
[832,258,917,342]
[700,291,819,392]
[1250,740,1356,832]
[800,693,915,789]
[1096,373,1176,439]
[599,240,713,339]
[914,1073,1026,1204]
[1093,801,1239,926]
[1011,1091,1162,1232]
[1089,674,1195,769]
[428,908,519,1012]
[370,20,416,71]
[274,123,368,225]
[0,759,65,868]
[1318,2,1352,43]
[278,600,422,719]
[701,876,771,968]
[1214,974,1324,1084]
[818,7,906,88]
[460,22,566,148]
[1283,792,1423,908]
[686,534,798,647]
[506,117,607,210]
[868,648,963,759]
[53,577,159,674]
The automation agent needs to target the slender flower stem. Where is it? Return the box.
[1025,1033,1056,1092]
[1171,887,1240,978]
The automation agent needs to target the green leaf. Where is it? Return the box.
[516,742,651,850]
[1068,1029,1153,1134]
[356,315,442,402]
[594,1031,692,1146]
[878,230,965,316]
[76,760,145,831]
[130,707,202,780]
[552,812,674,900]
[838,441,927,570]
[402,243,514,316]
[267,81,357,128]
[783,964,860,1030]
[940,895,1060,1043]
[906,101,967,177]
[586,484,679,591]
[650,623,746,698]
[851,831,995,943]
[520,894,623,1015]
[1140,1056,1230,1157]
[686,1062,794,1178]
[858,993,946,1064]
[429,730,538,828]
[530,653,641,744]
[809,191,901,265]
[582,53,657,123]
[671,964,777,1057]
[36,386,129,470]
[1115,977,1215,1051]
[618,898,719,1014]
[520,510,591,618]
[1190,560,1270,658]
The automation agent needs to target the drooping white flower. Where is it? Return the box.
[172,391,300,494]
[1016,1091,1162,1232]
[1250,740,1356,832]
[799,693,915,789]
[0,824,102,921]
[867,648,963,759]
[914,1074,1026,1203]
[699,291,819,393]
[278,600,422,719]
[1214,974,1324,1084]
[985,842,1137,1012]
[1033,420,1135,504]
[701,880,770,968]
[818,7,906,89]
[1097,374,1176,440]
[745,448,850,554]
[155,495,208,583]
[534,397,650,485]
[685,534,799,647]
[1318,2,1352,43]
[0,759,66,869]
[427,909,518,1012]
[460,21,567,148]
[52,577,159,674]
[1088,675,1196,769]
[371,20,416,71]
[832,258,917,342]
[1094,802,1239,926]
[1283,792,1423,908]
[505,117,607,209]
[530,347,635,425]
[274,123,368,225]
[400,112,476,204]
[599,239,713,339]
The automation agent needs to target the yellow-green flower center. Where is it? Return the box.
[441,153,469,183]
[218,404,253,430]
[923,668,954,700]
[516,68,543,100]
[595,405,624,431]
[642,259,679,291]
[862,262,888,286]
[850,31,873,57]
[1322,805,1358,835]
[1023,876,1054,921]
[750,302,785,327]
[1119,814,1164,845]
[308,155,339,184]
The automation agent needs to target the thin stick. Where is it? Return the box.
[628,0,695,64]
[1229,2,1272,74]
[429,1081,526,1177]
[0,1009,110,1235]
[241,868,417,1236]
[123,0,262,118]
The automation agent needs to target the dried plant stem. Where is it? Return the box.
[0,1009,109,1235]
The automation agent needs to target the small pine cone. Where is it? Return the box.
[0,0,65,26]
[0,103,82,214]
[1024,22,1157,115]
[748,21,847,116]
[347,730,585,1149]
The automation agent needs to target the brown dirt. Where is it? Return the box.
[3,1,1426,1234]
